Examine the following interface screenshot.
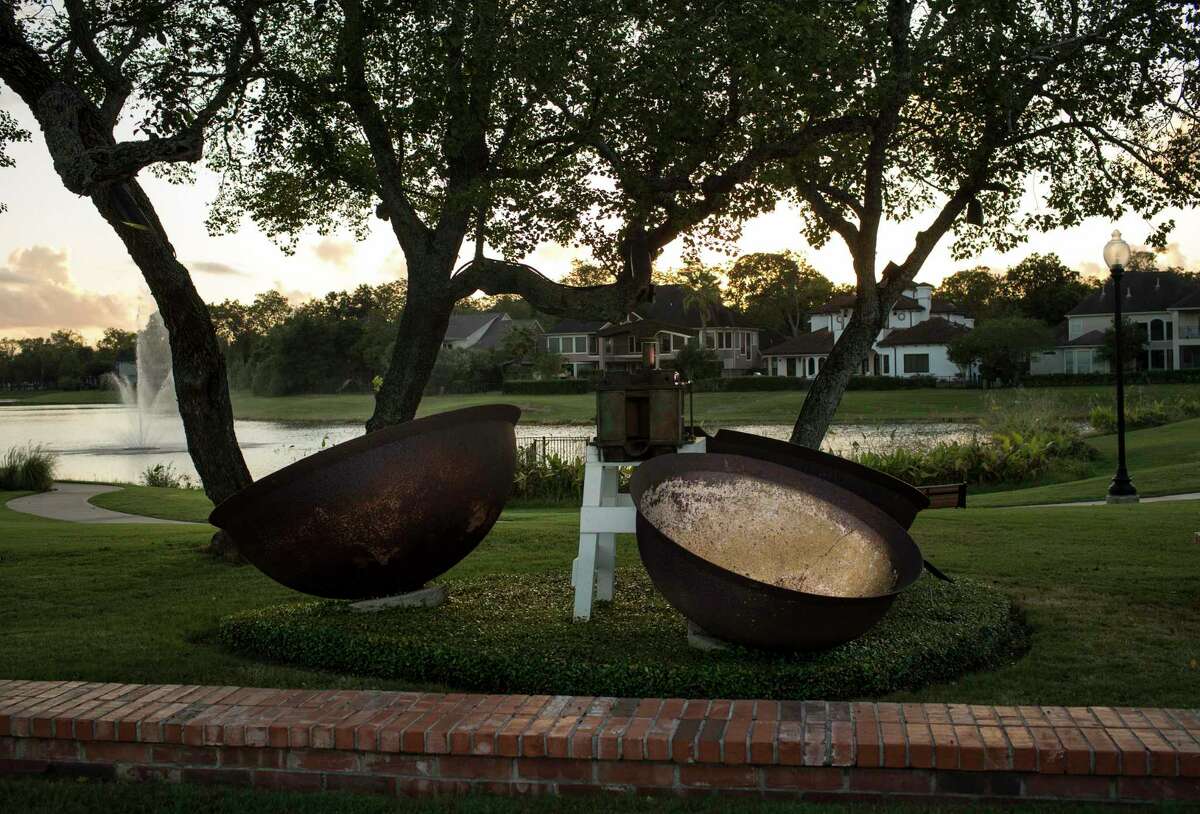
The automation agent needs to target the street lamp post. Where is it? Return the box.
[1103,230,1139,504]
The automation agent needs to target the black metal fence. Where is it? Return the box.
[518,435,591,462]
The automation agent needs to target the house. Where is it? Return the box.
[760,283,974,379]
[443,312,543,352]
[1030,271,1200,375]
[542,285,761,378]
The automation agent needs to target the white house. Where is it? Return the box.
[761,283,975,379]
[1030,271,1200,375]
[543,285,761,378]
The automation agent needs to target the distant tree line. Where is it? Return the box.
[0,329,135,390]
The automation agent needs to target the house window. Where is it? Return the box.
[903,353,930,374]
[881,354,890,374]
[787,358,797,377]
[673,334,686,352]
[605,338,614,354]
[817,357,824,371]
[1167,321,1174,340]
[588,336,598,355]
[1151,319,1164,341]
[739,332,748,356]
[627,335,636,354]
[704,331,715,349]
[546,337,560,354]
[1151,349,1166,369]
[572,336,585,353]
[806,357,815,376]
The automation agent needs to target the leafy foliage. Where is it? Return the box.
[0,330,129,390]
[0,109,29,214]
[947,317,1056,386]
[1088,394,1200,434]
[937,254,1099,326]
[0,444,56,492]
[1097,319,1150,371]
[140,463,195,490]
[725,252,833,337]
[218,570,1026,700]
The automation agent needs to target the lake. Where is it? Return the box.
[0,403,978,484]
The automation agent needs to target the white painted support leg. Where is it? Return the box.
[572,532,598,620]
[595,533,616,601]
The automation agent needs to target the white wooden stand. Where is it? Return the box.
[571,438,705,620]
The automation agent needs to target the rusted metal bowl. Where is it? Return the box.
[209,405,521,599]
[707,429,930,529]
[630,453,924,651]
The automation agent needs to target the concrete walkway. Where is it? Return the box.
[1012,491,1200,508]
[5,483,201,525]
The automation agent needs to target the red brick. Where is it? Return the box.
[1091,706,1124,728]
[880,722,906,768]
[620,716,652,761]
[595,760,675,787]
[905,723,934,769]
[216,746,283,769]
[1024,773,1113,800]
[848,767,933,794]
[670,717,702,764]
[854,715,881,768]
[1006,725,1037,772]
[679,764,758,788]
[1133,728,1178,776]
[1160,730,1200,777]
[644,715,676,762]
[360,753,432,776]
[515,757,593,782]
[595,716,628,761]
[1079,726,1121,775]
[830,720,853,767]
[777,720,803,767]
[571,715,604,759]
[802,720,826,766]
[438,755,513,780]
[19,737,81,761]
[286,749,359,772]
[1055,726,1093,775]
[722,716,751,765]
[763,766,843,791]
[749,720,776,764]
[1117,776,1200,802]
[979,726,1010,770]
[544,715,580,759]
[954,725,986,771]
[181,767,253,787]
[1030,727,1066,773]
[930,723,958,770]
[80,741,150,763]
[1108,728,1149,775]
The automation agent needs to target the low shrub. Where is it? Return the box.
[511,451,585,503]
[218,569,1027,699]
[1025,369,1200,387]
[1088,395,1200,434]
[0,444,57,492]
[692,374,949,392]
[140,463,195,490]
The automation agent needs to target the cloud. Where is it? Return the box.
[191,260,248,277]
[380,249,407,280]
[0,246,135,333]
[313,238,357,268]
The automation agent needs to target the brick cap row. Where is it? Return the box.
[1,680,1197,778]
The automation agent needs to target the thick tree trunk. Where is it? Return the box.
[789,316,880,447]
[367,266,454,431]
[91,183,252,504]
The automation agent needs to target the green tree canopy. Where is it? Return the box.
[947,317,1056,387]
[726,251,833,337]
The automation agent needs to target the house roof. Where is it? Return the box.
[761,329,835,356]
[1065,329,1107,347]
[546,318,605,334]
[445,312,501,341]
[876,317,971,347]
[634,284,746,328]
[1067,271,1200,316]
[930,297,969,316]
[596,318,695,339]
[811,293,923,314]
[473,318,542,351]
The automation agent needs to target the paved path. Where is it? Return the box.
[5,482,201,525]
[1011,491,1200,508]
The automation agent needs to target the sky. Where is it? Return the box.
[3,86,1198,342]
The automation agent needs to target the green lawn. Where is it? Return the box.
[16,382,1200,426]
[230,383,1200,426]
[4,489,1199,707]
[0,777,1135,814]
[974,417,1200,506]
[1,389,120,405]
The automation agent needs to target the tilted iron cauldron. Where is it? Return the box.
[209,405,520,599]
[706,429,930,529]
[630,452,924,651]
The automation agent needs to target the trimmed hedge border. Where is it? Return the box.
[219,570,1028,700]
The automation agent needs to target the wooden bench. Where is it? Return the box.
[917,482,967,509]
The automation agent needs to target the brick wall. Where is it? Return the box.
[1,680,1197,803]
